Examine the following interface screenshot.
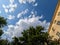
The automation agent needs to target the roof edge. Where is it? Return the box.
[48,0,60,33]
[58,0,60,4]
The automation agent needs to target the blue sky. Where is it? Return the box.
[0,0,58,41]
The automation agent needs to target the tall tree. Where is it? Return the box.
[0,16,7,45]
[0,39,8,45]
[0,16,7,28]
[19,26,49,45]
[12,26,60,45]
[0,16,7,37]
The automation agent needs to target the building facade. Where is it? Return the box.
[48,0,60,40]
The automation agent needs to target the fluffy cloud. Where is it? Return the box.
[2,0,17,13]
[10,0,14,4]
[0,11,1,14]
[17,9,29,18]
[33,3,38,6]
[19,0,36,4]
[7,15,15,20]
[2,14,50,41]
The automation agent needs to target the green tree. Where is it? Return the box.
[0,16,7,28]
[12,37,22,45]
[0,16,7,37]
[12,26,60,45]
[0,29,3,37]
[0,39,8,45]
[0,16,7,45]
[19,26,49,45]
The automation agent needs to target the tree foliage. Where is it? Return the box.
[0,16,7,28]
[0,16,60,45]
[0,16,7,45]
[0,16,7,36]
[0,29,3,36]
[19,26,48,45]
[13,26,60,45]
[0,39,8,45]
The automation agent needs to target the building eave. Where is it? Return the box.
[48,0,60,33]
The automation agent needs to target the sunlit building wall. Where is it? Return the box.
[48,0,60,40]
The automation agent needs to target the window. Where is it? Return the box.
[54,20,56,24]
[52,27,55,31]
[58,12,60,16]
[56,32,60,37]
[57,21,60,25]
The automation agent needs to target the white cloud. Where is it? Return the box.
[29,11,37,18]
[7,15,15,20]
[19,0,36,4]
[33,3,38,6]
[2,4,6,8]
[0,11,1,14]
[10,0,14,4]
[17,9,29,18]
[19,0,26,4]
[5,8,9,13]
[2,0,17,13]
[27,0,35,3]
[2,14,50,41]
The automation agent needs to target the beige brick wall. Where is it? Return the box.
[49,2,60,40]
